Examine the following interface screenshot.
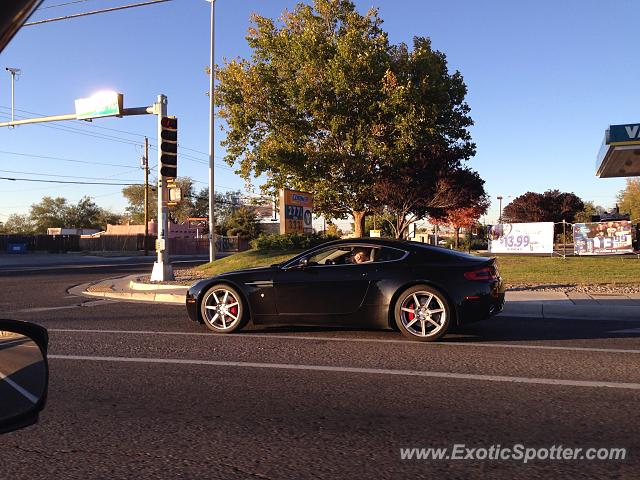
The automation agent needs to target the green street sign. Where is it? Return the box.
[75,91,123,120]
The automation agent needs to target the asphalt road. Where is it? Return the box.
[0,265,639,479]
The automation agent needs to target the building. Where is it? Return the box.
[103,220,206,239]
[47,227,101,236]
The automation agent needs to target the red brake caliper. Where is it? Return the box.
[229,296,238,316]
[408,302,415,321]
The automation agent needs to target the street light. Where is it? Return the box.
[206,0,216,262]
[5,67,21,124]
[497,196,503,224]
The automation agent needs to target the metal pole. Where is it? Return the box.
[10,72,15,123]
[0,106,154,128]
[144,136,149,256]
[5,68,20,125]
[208,0,217,262]
[497,196,503,224]
[150,94,174,281]
[563,219,566,258]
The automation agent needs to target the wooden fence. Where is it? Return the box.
[1,234,248,254]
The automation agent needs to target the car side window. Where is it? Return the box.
[308,247,353,265]
[305,245,406,266]
[377,247,407,262]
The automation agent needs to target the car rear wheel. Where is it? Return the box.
[394,285,451,342]
[200,284,248,333]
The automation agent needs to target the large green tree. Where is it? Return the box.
[618,179,640,222]
[216,0,474,236]
[502,190,584,224]
[65,197,103,229]
[1,214,34,234]
[29,196,69,233]
[27,196,118,233]
[374,147,485,238]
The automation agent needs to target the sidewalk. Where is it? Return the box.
[73,274,640,321]
[505,291,640,321]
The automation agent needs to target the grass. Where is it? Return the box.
[494,255,640,285]
[197,249,303,276]
[196,248,640,286]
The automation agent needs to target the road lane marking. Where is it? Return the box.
[0,368,39,404]
[47,328,640,355]
[17,305,79,313]
[48,354,640,390]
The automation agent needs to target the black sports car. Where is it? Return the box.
[186,238,505,342]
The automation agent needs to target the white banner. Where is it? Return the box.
[488,222,554,254]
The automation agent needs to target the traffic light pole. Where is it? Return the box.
[150,94,174,281]
[143,136,149,257]
[0,93,175,281]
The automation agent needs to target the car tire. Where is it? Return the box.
[393,285,451,342]
[200,284,249,333]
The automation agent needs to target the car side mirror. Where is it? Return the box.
[288,257,317,270]
[0,319,49,435]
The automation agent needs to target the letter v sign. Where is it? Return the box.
[624,125,639,139]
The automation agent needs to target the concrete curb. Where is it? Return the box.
[129,279,190,291]
[500,303,640,322]
[81,289,185,305]
[68,275,186,305]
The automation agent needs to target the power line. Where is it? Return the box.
[25,0,173,26]
[0,106,147,138]
[0,111,145,146]
[0,149,139,169]
[0,169,139,182]
[38,0,94,10]
[0,106,233,166]
[0,176,141,186]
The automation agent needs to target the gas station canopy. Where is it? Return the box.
[596,123,640,177]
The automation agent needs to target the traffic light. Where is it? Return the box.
[160,116,177,178]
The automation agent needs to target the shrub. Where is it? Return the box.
[250,233,339,251]
[443,237,488,251]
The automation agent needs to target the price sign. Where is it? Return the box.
[488,222,554,254]
[279,189,313,234]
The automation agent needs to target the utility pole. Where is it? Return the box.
[5,67,21,124]
[143,136,149,256]
[208,0,217,262]
[563,219,567,258]
[150,94,174,281]
[497,196,504,224]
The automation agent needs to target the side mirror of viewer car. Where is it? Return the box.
[0,319,49,434]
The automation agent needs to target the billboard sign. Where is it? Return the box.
[279,189,313,234]
[607,124,640,145]
[488,222,554,254]
[573,221,634,255]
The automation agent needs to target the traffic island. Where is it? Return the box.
[76,274,187,305]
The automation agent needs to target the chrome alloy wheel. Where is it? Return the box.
[202,287,241,330]
[399,291,447,338]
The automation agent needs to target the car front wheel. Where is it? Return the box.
[394,285,451,342]
[200,284,248,333]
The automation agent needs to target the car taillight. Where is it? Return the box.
[464,266,498,281]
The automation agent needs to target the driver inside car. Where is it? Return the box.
[351,248,372,264]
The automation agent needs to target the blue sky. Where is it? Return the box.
[0,0,637,224]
